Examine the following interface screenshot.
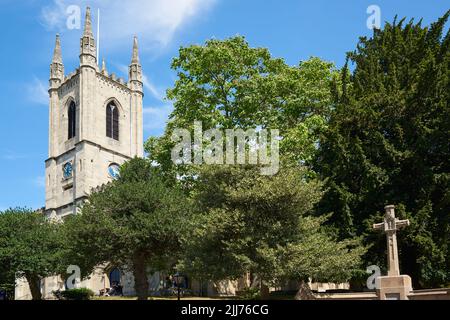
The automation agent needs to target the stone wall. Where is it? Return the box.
[314,288,450,300]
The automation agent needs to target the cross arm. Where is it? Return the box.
[373,222,384,231]
[396,219,410,229]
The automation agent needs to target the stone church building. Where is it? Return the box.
[15,7,147,299]
[15,7,252,300]
[45,9,144,220]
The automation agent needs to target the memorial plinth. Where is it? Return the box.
[373,205,412,300]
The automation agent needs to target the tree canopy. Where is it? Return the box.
[314,12,450,288]
[146,36,339,170]
[179,164,365,298]
[62,157,191,300]
[142,36,365,297]
[0,208,62,300]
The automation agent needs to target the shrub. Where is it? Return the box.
[53,288,95,300]
[238,287,261,300]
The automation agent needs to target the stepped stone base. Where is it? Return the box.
[376,275,412,300]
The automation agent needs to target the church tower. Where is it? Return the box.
[45,7,144,218]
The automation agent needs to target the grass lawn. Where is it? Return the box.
[93,296,238,301]
[93,293,296,301]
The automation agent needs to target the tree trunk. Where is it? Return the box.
[260,281,270,300]
[25,273,42,301]
[294,280,316,300]
[132,253,149,301]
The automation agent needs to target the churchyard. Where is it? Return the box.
[0,3,449,303]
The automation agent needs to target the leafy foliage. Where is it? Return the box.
[144,36,365,295]
[314,12,450,287]
[53,288,94,300]
[62,157,191,300]
[0,208,62,300]
[145,36,339,171]
[179,165,366,295]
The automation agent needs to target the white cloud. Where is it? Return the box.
[142,74,165,101]
[26,77,48,106]
[40,0,217,52]
[143,104,173,133]
[116,64,165,101]
[41,0,67,30]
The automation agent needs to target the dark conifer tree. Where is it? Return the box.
[315,11,450,288]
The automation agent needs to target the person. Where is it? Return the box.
[107,281,118,296]
[115,282,123,296]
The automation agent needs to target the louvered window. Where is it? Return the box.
[68,101,76,139]
[106,102,119,141]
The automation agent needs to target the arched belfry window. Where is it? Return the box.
[68,101,76,140]
[106,102,119,140]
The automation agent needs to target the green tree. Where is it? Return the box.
[315,12,450,287]
[145,35,363,298]
[145,36,339,170]
[63,157,190,300]
[0,208,62,300]
[0,268,14,300]
[179,165,365,299]
[0,215,15,300]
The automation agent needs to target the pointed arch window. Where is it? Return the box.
[106,102,119,140]
[68,101,76,140]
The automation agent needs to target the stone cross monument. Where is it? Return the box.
[373,205,410,276]
[373,205,412,300]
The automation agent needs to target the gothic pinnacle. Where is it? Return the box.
[131,36,140,65]
[52,34,63,64]
[83,6,94,37]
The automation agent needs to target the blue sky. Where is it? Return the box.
[0,0,448,210]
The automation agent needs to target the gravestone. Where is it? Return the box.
[373,205,412,300]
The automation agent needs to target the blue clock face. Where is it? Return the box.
[108,164,120,180]
[63,162,73,179]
